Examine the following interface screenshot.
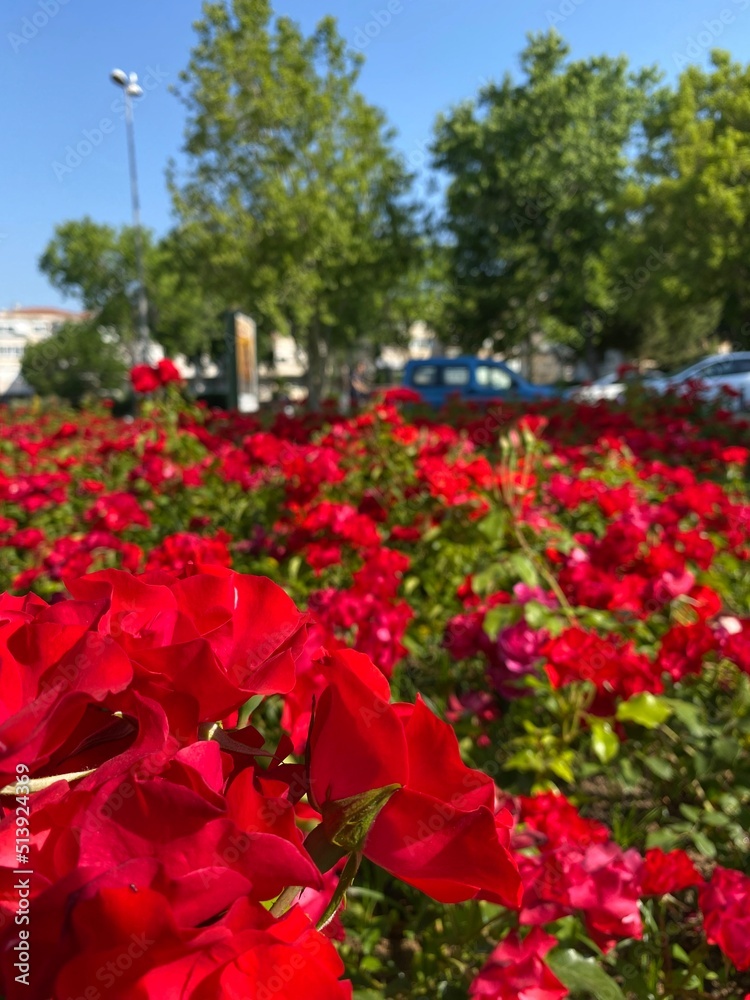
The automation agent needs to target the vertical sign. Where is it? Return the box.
[225,311,259,412]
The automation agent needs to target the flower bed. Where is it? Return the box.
[0,391,749,999]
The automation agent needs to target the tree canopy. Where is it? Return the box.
[168,0,424,403]
[33,15,750,383]
[39,217,226,364]
[637,51,750,355]
[432,32,658,369]
[21,321,127,406]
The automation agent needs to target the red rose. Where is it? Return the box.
[307,649,521,908]
[53,893,352,1000]
[66,567,309,727]
[130,364,161,393]
[157,358,183,385]
[470,928,568,1000]
[723,619,750,675]
[0,591,133,783]
[700,866,750,971]
[381,387,423,404]
[642,848,701,896]
[518,792,610,849]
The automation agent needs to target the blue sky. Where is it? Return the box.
[2,0,750,309]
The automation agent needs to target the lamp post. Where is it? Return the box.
[110,68,149,365]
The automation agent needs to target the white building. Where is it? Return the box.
[0,306,89,397]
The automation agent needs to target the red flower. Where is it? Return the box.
[0,592,133,783]
[144,532,232,576]
[381,387,423,404]
[130,364,161,394]
[156,358,183,385]
[307,649,521,908]
[543,627,658,710]
[520,842,643,953]
[53,894,352,1000]
[84,491,151,532]
[66,567,309,728]
[470,928,568,1000]
[700,866,750,971]
[641,848,701,896]
[518,792,610,850]
[723,618,750,675]
[656,623,716,682]
[130,360,182,393]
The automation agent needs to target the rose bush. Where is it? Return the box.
[0,388,748,998]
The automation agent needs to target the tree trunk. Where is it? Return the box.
[525,329,534,382]
[584,325,599,381]
[306,320,324,411]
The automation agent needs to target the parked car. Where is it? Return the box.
[402,356,558,408]
[567,368,665,404]
[646,353,750,409]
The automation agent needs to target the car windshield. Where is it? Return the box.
[659,357,710,378]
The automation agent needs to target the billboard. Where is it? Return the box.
[226,311,259,412]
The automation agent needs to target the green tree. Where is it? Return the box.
[432,32,657,372]
[21,321,127,405]
[638,50,750,355]
[169,0,424,406]
[39,218,224,363]
[150,232,227,362]
[39,218,148,361]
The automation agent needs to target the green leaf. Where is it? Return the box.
[646,827,681,851]
[590,719,619,764]
[666,700,707,737]
[713,737,740,764]
[718,793,741,816]
[548,751,576,784]
[672,944,690,964]
[504,748,545,773]
[702,810,730,828]
[321,783,402,853]
[546,949,626,1000]
[616,693,673,729]
[478,509,507,541]
[679,804,701,822]
[642,755,674,780]
[522,601,547,630]
[508,552,540,587]
[619,757,641,787]
[483,604,522,640]
[690,830,717,859]
[358,956,382,973]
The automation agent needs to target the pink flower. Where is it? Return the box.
[470,928,568,1000]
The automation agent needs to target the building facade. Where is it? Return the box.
[0,307,89,397]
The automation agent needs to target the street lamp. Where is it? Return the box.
[110,68,149,365]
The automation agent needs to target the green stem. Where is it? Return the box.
[317,851,363,931]
[270,884,302,919]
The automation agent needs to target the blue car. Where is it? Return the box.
[402,356,557,408]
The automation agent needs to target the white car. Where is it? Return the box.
[647,353,750,409]
[568,369,664,404]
